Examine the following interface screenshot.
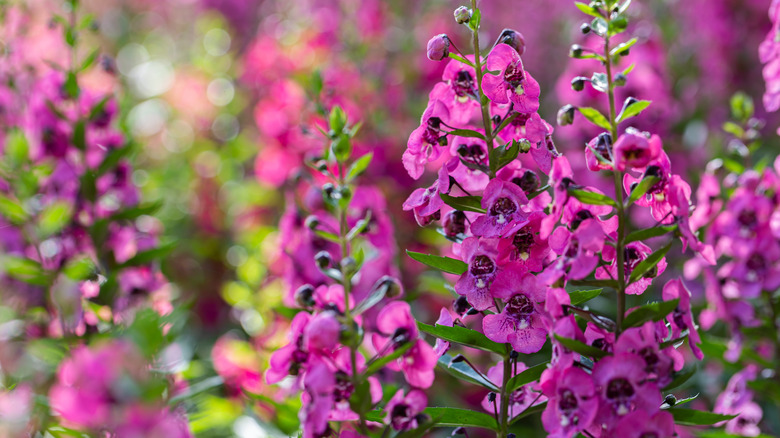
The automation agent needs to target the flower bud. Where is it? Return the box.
[378,275,403,298]
[487,392,496,402]
[304,215,320,230]
[454,296,470,315]
[426,34,451,61]
[451,354,466,363]
[571,76,589,91]
[340,256,357,277]
[496,29,525,56]
[453,6,472,24]
[557,104,576,126]
[322,182,336,198]
[664,394,677,407]
[453,427,467,435]
[569,44,584,58]
[580,23,591,34]
[614,73,627,86]
[294,284,316,308]
[314,251,332,269]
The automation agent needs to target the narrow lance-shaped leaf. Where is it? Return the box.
[577,107,612,130]
[417,321,505,354]
[346,152,373,181]
[507,361,549,392]
[439,193,486,214]
[553,335,607,359]
[436,353,499,391]
[406,250,468,275]
[422,407,498,431]
[622,299,680,329]
[629,241,671,283]
[627,175,660,205]
[574,1,603,17]
[626,224,677,243]
[567,188,617,207]
[616,98,651,123]
[610,37,637,57]
[569,288,603,306]
[363,341,413,377]
[667,408,736,426]
[446,128,485,140]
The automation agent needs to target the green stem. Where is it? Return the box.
[336,163,367,433]
[604,24,627,337]
[498,350,512,437]
[470,0,496,178]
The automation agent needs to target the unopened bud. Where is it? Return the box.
[378,276,403,298]
[557,104,576,126]
[453,427,467,435]
[487,392,496,402]
[496,29,525,56]
[454,296,470,315]
[304,215,320,230]
[453,6,472,24]
[340,257,357,276]
[571,76,589,92]
[427,34,451,61]
[569,44,584,58]
[580,23,591,34]
[614,73,627,86]
[315,251,332,269]
[294,284,316,308]
[322,183,336,198]
[451,354,466,363]
[664,394,677,407]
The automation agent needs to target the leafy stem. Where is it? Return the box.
[470,0,496,179]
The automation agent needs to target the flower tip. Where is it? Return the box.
[426,34,451,61]
[496,29,525,56]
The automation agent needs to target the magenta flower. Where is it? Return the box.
[593,353,662,421]
[429,57,480,124]
[541,156,575,239]
[608,410,675,438]
[403,99,450,179]
[597,241,667,295]
[300,358,335,438]
[662,278,703,359]
[667,176,716,265]
[497,211,550,273]
[715,366,763,436]
[481,44,540,113]
[615,322,674,387]
[266,311,311,384]
[760,2,780,111]
[481,361,545,417]
[612,128,662,171]
[455,237,502,310]
[623,152,672,220]
[542,218,605,284]
[433,308,453,357]
[403,181,444,227]
[540,366,598,438]
[385,389,427,431]
[584,133,613,172]
[471,179,529,237]
[374,301,436,388]
[114,405,192,438]
[482,270,547,353]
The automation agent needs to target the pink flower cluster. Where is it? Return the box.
[49,340,191,437]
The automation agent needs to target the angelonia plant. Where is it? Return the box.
[0,1,188,435]
[263,104,435,437]
[398,0,735,436]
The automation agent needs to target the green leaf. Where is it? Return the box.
[567,188,617,207]
[569,288,603,306]
[2,256,48,286]
[628,241,671,283]
[118,241,176,267]
[64,71,79,98]
[553,335,607,359]
[363,341,413,377]
[610,38,637,57]
[468,7,481,32]
[80,48,99,71]
[406,250,468,275]
[0,195,29,224]
[439,193,486,214]
[507,361,548,392]
[169,376,224,404]
[667,408,735,426]
[590,72,608,92]
[353,277,390,316]
[125,308,165,357]
[88,96,112,122]
[62,257,98,281]
[664,365,696,390]
[722,121,745,138]
[577,107,612,130]
[437,353,499,391]
[670,393,698,407]
[493,140,520,172]
[4,130,29,166]
[617,99,651,123]
[328,106,347,133]
[346,211,372,241]
[574,1,603,17]
[569,279,619,289]
[730,92,754,123]
[37,201,74,238]
[80,170,97,203]
[627,175,660,205]
[97,145,132,176]
[422,407,498,431]
[626,225,677,243]
[348,379,372,417]
[417,321,505,354]
[313,229,341,243]
[346,153,373,181]
[107,201,163,222]
[622,299,680,329]
[509,401,547,424]
[331,135,352,163]
[447,128,485,140]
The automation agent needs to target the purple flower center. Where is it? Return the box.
[558,389,581,427]
[490,197,517,223]
[334,371,355,402]
[470,255,496,277]
[746,253,766,280]
[605,377,635,415]
[506,294,534,316]
[422,117,443,145]
[672,307,688,331]
[444,210,467,238]
[458,143,486,164]
[512,170,540,194]
[571,210,594,230]
[503,61,525,91]
[592,338,611,352]
[390,403,413,430]
[512,229,535,259]
[738,209,758,230]
[640,434,659,438]
[638,346,660,373]
[453,70,475,98]
[643,165,667,194]
[624,247,644,276]
[565,238,580,259]
[593,133,612,161]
